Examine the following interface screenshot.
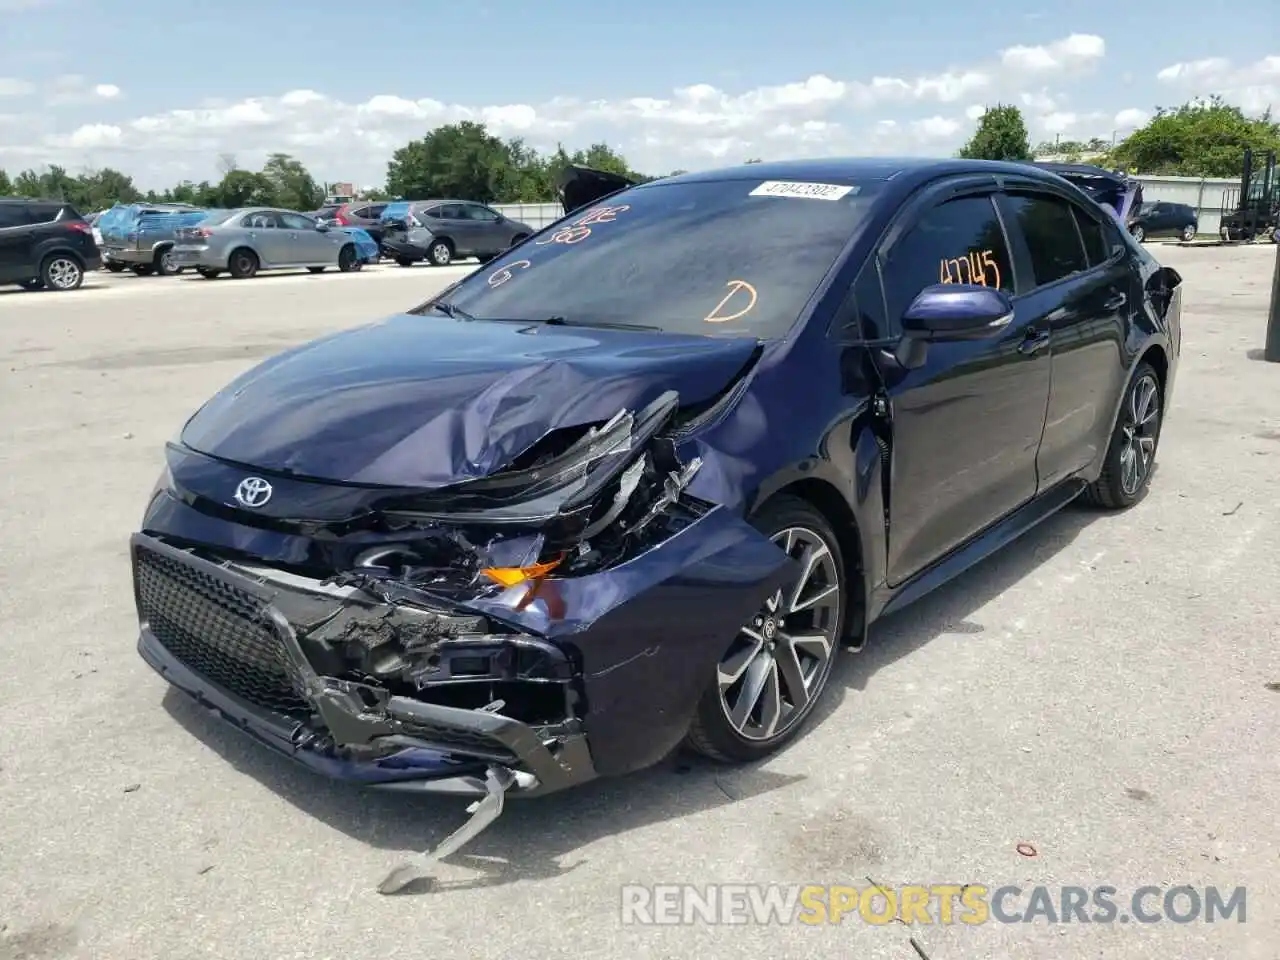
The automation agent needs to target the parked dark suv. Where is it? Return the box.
[380,200,534,266]
[0,198,102,291]
[1129,201,1198,242]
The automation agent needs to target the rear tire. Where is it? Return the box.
[227,248,259,279]
[684,495,846,763]
[41,254,84,291]
[428,239,453,266]
[337,244,359,272]
[1180,224,1196,242]
[154,246,178,276]
[1083,361,1163,509]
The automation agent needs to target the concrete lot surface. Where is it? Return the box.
[1,249,1278,959]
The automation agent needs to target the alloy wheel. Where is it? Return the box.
[1132,225,1145,242]
[431,242,452,265]
[717,526,840,742]
[1182,225,1196,242]
[46,258,81,290]
[160,250,176,273]
[1119,373,1160,496]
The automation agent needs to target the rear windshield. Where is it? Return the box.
[432,177,882,340]
[380,201,410,221]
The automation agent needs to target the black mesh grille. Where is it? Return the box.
[396,719,518,761]
[135,545,311,719]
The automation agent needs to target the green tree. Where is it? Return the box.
[261,152,323,211]
[0,169,11,195]
[386,121,514,202]
[958,104,1033,161]
[1110,96,1280,177]
[215,169,277,207]
[71,167,140,211]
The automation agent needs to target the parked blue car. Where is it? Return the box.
[130,158,1183,885]
[338,226,379,264]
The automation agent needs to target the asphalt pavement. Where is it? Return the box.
[1,248,1278,959]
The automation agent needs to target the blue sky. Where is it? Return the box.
[0,0,1276,189]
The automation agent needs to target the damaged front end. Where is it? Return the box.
[134,386,791,884]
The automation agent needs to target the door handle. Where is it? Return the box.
[1019,329,1051,355]
[1104,292,1127,310]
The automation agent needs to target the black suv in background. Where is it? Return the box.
[0,198,101,291]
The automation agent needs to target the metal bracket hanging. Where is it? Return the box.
[377,765,516,894]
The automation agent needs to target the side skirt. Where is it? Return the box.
[872,477,1087,621]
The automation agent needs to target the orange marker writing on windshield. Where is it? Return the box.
[704,280,758,323]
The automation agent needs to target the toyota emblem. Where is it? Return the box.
[234,476,273,508]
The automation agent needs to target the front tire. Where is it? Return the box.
[1084,361,1163,509]
[337,244,359,272]
[685,495,846,763]
[1181,224,1196,242]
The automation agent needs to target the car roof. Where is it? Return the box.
[641,156,1082,192]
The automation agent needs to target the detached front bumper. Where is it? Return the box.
[132,533,595,798]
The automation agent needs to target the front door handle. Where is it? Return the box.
[1104,292,1128,310]
[1019,329,1051,355]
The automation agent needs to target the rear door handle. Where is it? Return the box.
[1105,292,1128,310]
[1019,329,1051,355]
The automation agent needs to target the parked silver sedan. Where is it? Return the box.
[171,207,366,279]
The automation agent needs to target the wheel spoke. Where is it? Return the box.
[790,582,838,614]
[786,630,832,662]
[718,634,763,690]
[758,662,783,738]
[1120,444,1137,492]
[788,542,830,611]
[729,650,772,729]
[774,635,810,708]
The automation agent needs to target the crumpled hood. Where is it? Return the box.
[180,313,759,488]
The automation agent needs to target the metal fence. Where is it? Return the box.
[1131,175,1239,236]
[491,202,565,231]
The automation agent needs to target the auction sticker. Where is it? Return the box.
[749,180,857,201]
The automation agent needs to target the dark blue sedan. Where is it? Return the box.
[130,158,1181,880]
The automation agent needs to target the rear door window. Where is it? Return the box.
[1072,207,1111,267]
[0,204,31,228]
[1000,193,1090,287]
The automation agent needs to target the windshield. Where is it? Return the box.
[434,177,880,339]
[381,201,411,221]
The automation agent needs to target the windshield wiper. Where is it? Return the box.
[427,300,478,321]
[538,316,662,332]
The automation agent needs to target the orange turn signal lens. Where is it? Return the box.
[480,556,563,587]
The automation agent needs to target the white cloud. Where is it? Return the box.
[44,74,125,106]
[64,124,124,148]
[1155,54,1279,114]
[0,32,1118,186]
[0,77,36,97]
[1113,107,1150,130]
[1000,34,1106,74]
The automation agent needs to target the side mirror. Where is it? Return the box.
[315,221,330,232]
[901,284,1013,342]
